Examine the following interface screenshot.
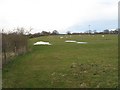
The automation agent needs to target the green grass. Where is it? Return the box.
[3,34,118,88]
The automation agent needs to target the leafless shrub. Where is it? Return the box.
[2,27,29,66]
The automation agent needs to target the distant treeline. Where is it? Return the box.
[29,30,59,38]
[29,29,119,38]
[2,28,28,66]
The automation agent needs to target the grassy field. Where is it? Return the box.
[3,34,118,88]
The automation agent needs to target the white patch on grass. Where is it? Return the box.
[65,40,77,43]
[60,37,63,39]
[65,40,88,44]
[33,41,52,45]
[76,42,87,44]
[102,35,104,37]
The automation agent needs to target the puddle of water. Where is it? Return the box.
[34,41,52,45]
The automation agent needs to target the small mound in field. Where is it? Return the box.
[65,40,77,43]
[33,41,52,45]
[71,63,77,68]
[76,42,88,44]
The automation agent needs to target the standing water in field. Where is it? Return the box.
[33,41,52,45]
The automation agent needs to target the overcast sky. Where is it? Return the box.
[0,0,118,34]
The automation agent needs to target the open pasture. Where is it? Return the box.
[3,34,118,88]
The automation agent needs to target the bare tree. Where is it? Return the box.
[66,31,71,35]
[51,30,59,35]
